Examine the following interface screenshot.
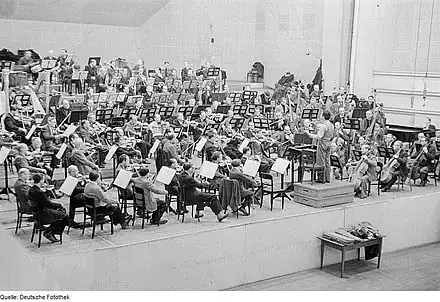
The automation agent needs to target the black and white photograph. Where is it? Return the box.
[0,0,439,296]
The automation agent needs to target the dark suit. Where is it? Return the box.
[28,185,68,234]
[4,113,26,140]
[69,178,86,222]
[55,107,70,128]
[14,177,35,214]
[229,167,261,200]
[41,124,61,168]
[178,171,222,214]
[382,149,409,190]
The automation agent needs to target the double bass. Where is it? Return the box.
[380,155,400,183]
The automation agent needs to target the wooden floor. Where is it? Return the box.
[230,242,440,291]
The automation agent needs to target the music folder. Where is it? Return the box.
[41,60,57,69]
[62,125,77,137]
[195,137,208,152]
[105,145,118,162]
[55,143,68,159]
[243,159,260,177]
[25,125,37,140]
[238,138,250,153]
[0,147,11,164]
[271,158,290,174]
[113,169,133,189]
[199,161,218,180]
[59,176,79,196]
[156,166,176,185]
[149,140,160,156]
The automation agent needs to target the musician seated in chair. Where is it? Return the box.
[41,116,62,168]
[381,140,408,192]
[67,165,87,229]
[28,137,54,178]
[29,173,68,243]
[56,100,71,129]
[4,106,28,141]
[204,131,220,162]
[346,144,377,199]
[13,143,50,176]
[14,168,35,216]
[78,120,107,168]
[70,138,99,176]
[229,159,262,211]
[131,167,168,224]
[84,172,131,229]
[178,162,229,222]
[162,133,184,164]
[209,152,227,190]
[410,136,437,187]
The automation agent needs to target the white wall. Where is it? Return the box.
[351,0,440,126]
[139,0,324,86]
[0,19,141,67]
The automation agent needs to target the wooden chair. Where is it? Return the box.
[66,196,85,234]
[367,162,383,196]
[301,149,324,183]
[259,172,287,211]
[31,220,63,248]
[15,199,34,234]
[82,197,114,239]
[117,186,135,216]
[177,184,200,223]
[132,186,155,229]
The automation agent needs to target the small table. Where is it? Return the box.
[317,236,384,278]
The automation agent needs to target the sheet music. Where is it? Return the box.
[149,140,160,156]
[199,161,218,180]
[41,60,57,69]
[25,125,37,140]
[243,159,260,177]
[105,145,118,162]
[156,166,176,185]
[0,147,11,164]
[59,176,79,196]
[72,71,80,80]
[238,138,250,153]
[271,158,290,174]
[55,143,67,159]
[62,125,77,137]
[113,169,133,189]
[195,137,208,152]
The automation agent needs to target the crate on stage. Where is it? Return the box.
[292,181,354,208]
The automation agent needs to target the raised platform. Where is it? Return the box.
[1,179,439,290]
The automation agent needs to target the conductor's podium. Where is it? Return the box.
[292,181,354,208]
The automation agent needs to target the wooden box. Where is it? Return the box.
[292,181,354,208]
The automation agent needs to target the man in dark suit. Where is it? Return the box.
[178,162,229,221]
[55,99,71,129]
[41,116,62,168]
[67,165,86,228]
[28,174,68,243]
[4,106,27,141]
[85,59,98,89]
[229,159,262,215]
[14,168,35,215]
[381,140,409,192]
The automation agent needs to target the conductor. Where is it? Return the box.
[306,110,334,183]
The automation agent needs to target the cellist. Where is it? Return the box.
[346,144,377,199]
[409,136,437,187]
[381,140,408,192]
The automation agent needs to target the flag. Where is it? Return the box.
[312,59,323,90]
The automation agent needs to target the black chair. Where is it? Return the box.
[82,197,114,239]
[15,199,34,234]
[117,187,135,216]
[426,157,439,186]
[66,197,85,234]
[330,155,349,181]
[301,149,324,183]
[31,220,63,248]
[367,162,383,196]
[259,172,287,211]
[177,184,200,223]
[132,186,156,229]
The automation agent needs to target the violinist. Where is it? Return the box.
[41,116,63,168]
[142,85,154,107]
[70,138,99,176]
[209,152,227,190]
[409,136,436,187]
[28,137,54,178]
[381,140,408,192]
[162,133,184,164]
[67,165,86,229]
[124,115,149,160]
[346,144,377,199]
[204,131,220,162]
[114,129,142,161]
[4,106,28,141]
[332,107,347,124]
[229,159,261,213]
[13,143,48,175]
[78,120,108,168]
[149,114,166,138]
[55,99,71,129]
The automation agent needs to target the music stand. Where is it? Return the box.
[0,61,13,70]
[229,118,245,131]
[228,92,242,103]
[216,105,231,114]
[146,108,157,122]
[152,95,161,103]
[207,67,220,77]
[190,81,199,89]
[212,115,224,123]
[179,93,192,103]
[14,94,31,106]
[95,108,113,124]
[127,95,142,106]
[343,118,361,130]
[158,106,174,120]
[159,93,171,103]
[177,106,194,118]
[281,147,298,189]
[352,108,368,119]
[120,108,138,120]
[253,118,269,130]
[137,108,155,121]
[203,123,221,135]
[353,150,362,161]
[111,117,125,128]
[233,105,248,116]
[242,90,258,102]
[301,108,319,120]
[194,105,210,115]
[69,110,89,124]
[211,92,226,103]
[293,133,313,145]
[248,104,264,115]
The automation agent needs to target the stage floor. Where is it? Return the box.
[0,176,436,257]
